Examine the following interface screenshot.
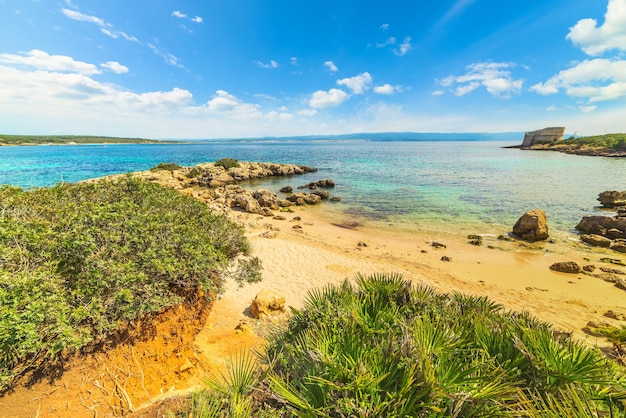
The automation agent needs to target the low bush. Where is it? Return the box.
[0,177,256,389]
[190,273,626,417]
[151,162,183,171]
[215,158,241,170]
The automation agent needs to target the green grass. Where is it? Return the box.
[189,273,626,417]
[0,177,258,389]
[0,134,164,145]
[561,133,626,151]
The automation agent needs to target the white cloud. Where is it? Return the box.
[376,36,396,48]
[394,37,412,56]
[100,61,128,74]
[380,23,390,30]
[297,109,318,116]
[147,43,182,67]
[172,11,187,19]
[192,16,203,23]
[580,105,597,113]
[254,60,279,69]
[61,8,106,26]
[62,8,139,43]
[374,84,394,94]
[546,105,557,111]
[324,61,338,73]
[290,57,298,66]
[566,0,626,56]
[455,82,480,96]
[440,62,523,98]
[337,72,372,94]
[205,90,261,117]
[431,90,444,96]
[309,88,350,108]
[0,50,100,75]
[530,58,626,102]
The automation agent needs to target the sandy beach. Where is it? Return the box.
[197,204,626,371]
[3,186,626,418]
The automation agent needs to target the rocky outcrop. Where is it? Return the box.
[191,162,317,188]
[250,290,286,319]
[521,127,565,147]
[512,209,549,242]
[576,215,626,253]
[598,191,626,208]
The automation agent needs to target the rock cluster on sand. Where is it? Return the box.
[512,209,549,242]
[190,161,318,188]
[576,191,626,253]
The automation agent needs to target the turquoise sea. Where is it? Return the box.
[1,140,624,237]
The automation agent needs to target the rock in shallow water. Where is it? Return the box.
[512,209,549,242]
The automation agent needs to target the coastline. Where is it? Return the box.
[3,163,626,417]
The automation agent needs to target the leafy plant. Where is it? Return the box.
[215,158,241,169]
[151,162,183,171]
[0,177,257,389]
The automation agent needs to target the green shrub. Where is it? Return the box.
[151,162,183,171]
[255,274,626,416]
[0,177,257,389]
[186,166,203,178]
[215,158,240,170]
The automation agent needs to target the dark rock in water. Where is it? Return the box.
[311,190,330,200]
[330,196,341,202]
[549,261,582,274]
[280,186,293,193]
[598,190,626,208]
[298,179,335,189]
[512,209,549,242]
[581,234,613,248]
[497,234,513,241]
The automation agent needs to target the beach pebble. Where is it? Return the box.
[440,256,452,262]
[432,241,447,249]
[357,241,368,247]
[604,310,626,321]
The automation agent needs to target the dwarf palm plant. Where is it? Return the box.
[262,273,626,417]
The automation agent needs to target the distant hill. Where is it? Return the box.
[213,131,528,142]
[0,134,166,145]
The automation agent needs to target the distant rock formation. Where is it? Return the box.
[598,191,626,208]
[521,127,565,147]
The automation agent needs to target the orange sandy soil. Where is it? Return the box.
[1,203,626,417]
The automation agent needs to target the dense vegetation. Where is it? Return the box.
[0,134,163,145]
[562,133,626,151]
[0,177,258,389]
[191,274,626,417]
[215,158,241,169]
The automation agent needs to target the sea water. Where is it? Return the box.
[1,140,624,236]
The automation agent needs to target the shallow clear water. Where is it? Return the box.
[1,140,624,235]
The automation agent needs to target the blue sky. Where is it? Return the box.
[1,0,625,139]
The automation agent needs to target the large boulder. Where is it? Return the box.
[598,191,626,208]
[576,215,626,236]
[512,209,549,242]
[250,290,286,319]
